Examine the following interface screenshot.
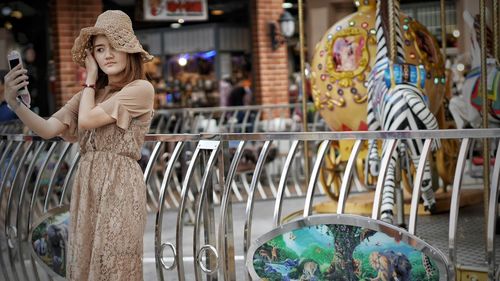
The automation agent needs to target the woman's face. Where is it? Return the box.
[93,35,127,77]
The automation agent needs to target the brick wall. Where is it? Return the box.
[251,0,289,110]
[50,0,102,108]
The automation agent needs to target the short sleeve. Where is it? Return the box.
[97,80,154,130]
[51,91,82,142]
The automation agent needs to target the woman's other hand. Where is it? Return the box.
[84,49,98,84]
[4,64,29,106]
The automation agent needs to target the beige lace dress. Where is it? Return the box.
[52,79,154,281]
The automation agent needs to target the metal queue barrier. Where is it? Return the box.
[145,103,327,213]
[0,129,499,280]
[151,103,327,134]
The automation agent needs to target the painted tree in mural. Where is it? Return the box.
[322,225,375,280]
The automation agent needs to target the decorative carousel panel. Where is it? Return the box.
[246,215,450,281]
[29,206,70,279]
[311,0,445,131]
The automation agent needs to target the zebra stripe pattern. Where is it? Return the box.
[367,0,439,224]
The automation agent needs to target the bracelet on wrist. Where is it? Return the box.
[82,83,96,90]
[7,98,21,111]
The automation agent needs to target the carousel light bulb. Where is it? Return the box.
[452,29,460,38]
[178,57,187,66]
[457,63,465,72]
[178,19,184,23]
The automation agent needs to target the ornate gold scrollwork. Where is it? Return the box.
[313,86,346,110]
[326,27,371,88]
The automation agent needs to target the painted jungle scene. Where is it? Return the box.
[31,211,69,277]
[252,224,441,281]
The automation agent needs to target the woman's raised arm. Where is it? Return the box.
[4,64,67,139]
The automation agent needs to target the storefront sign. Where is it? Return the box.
[144,0,207,21]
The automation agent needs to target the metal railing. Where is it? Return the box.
[0,129,499,280]
[151,103,327,134]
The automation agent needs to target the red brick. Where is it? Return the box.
[51,0,102,108]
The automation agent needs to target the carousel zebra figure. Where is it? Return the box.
[367,0,440,224]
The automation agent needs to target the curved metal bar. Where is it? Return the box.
[218,140,246,280]
[273,140,300,227]
[144,141,163,183]
[155,141,184,280]
[303,139,331,217]
[0,141,22,281]
[371,139,398,220]
[28,142,58,227]
[175,145,202,281]
[4,142,34,236]
[143,141,163,211]
[0,141,14,179]
[5,141,34,280]
[173,113,183,133]
[241,110,251,133]
[337,139,363,215]
[27,142,59,281]
[58,151,80,206]
[252,110,262,133]
[193,141,220,280]
[408,138,433,235]
[487,139,500,280]
[43,142,71,212]
[154,114,166,133]
[196,244,220,275]
[243,140,272,280]
[13,142,46,281]
[163,114,177,134]
[448,138,471,270]
[159,242,177,271]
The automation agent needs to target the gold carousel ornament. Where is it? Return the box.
[311,0,446,132]
[311,0,454,203]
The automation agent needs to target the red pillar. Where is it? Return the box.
[251,0,290,112]
[50,0,102,107]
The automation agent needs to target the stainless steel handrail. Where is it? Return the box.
[1,128,499,280]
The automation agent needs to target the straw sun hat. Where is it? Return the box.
[71,10,153,67]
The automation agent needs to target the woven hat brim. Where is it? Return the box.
[71,26,153,67]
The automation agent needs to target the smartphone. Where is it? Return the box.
[7,50,31,108]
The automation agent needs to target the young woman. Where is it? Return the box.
[3,10,154,280]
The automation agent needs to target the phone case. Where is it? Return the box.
[7,50,31,108]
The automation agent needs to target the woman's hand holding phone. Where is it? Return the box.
[5,50,31,109]
[4,63,30,110]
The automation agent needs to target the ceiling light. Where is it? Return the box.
[211,9,224,16]
[170,23,181,28]
[178,19,184,23]
[11,10,22,19]
[1,6,12,16]
[4,21,12,30]
[282,3,293,9]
